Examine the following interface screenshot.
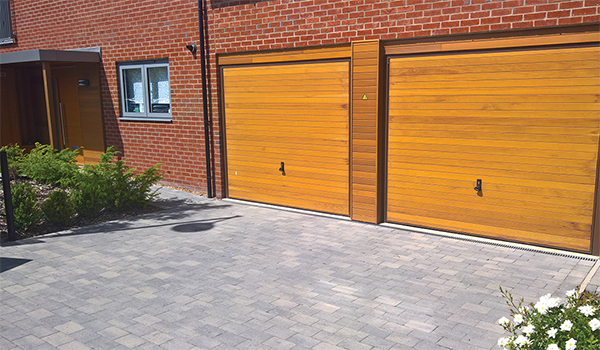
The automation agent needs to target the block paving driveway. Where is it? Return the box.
[1,188,597,350]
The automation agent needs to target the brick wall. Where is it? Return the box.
[207,0,599,51]
[3,0,598,196]
[205,0,598,195]
[2,0,216,194]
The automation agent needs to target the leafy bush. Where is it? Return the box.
[497,287,600,350]
[18,143,79,187]
[0,143,24,169]
[71,170,104,218]
[11,182,43,231]
[73,147,162,217]
[73,147,162,213]
[41,189,75,226]
[0,144,25,179]
[4,144,163,225]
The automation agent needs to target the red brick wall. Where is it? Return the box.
[205,0,598,195]
[3,0,598,197]
[2,0,216,194]
[208,0,599,51]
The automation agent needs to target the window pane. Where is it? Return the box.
[147,66,170,113]
[123,68,145,113]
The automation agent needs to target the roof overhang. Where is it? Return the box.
[0,49,100,65]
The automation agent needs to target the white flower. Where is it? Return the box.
[566,289,578,297]
[497,317,510,326]
[561,319,573,331]
[590,318,600,331]
[514,314,524,325]
[535,293,561,315]
[547,327,557,338]
[547,344,559,350]
[522,324,535,335]
[498,337,510,347]
[518,306,529,313]
[514,335,530,346]
[578,305,596,317]
[566,338,577,350]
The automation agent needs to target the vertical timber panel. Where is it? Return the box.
[351,40,382,223]
[0,67,21,146]
[41,63,56,149]
[77,63,106,164]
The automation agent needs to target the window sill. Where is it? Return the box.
[119,117,172,123]
[0,37,16,45]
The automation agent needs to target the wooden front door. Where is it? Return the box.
[52,67,83,160]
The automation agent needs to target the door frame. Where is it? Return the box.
[219,58,352,215]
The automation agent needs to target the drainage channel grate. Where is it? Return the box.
[382,223,598,262]
[471,238,597,262]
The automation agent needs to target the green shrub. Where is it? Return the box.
[18,143,79,187]
[129,164,162,206]
[41,189,75,226]
[0,143,24,167]
[11,182,43,231]
[71,170,104,218]
[0,144,25,178]
[497,287,600,350]
[73,147,163,213]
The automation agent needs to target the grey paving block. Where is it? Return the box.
[1,187,597,350]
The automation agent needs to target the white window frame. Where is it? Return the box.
[118,61,171,121]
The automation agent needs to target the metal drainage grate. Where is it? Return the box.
[383,223,598,262]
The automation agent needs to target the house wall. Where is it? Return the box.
[1,0,213,193]
[1,0,598,198]
[208,0,599,52]
[206,0,599,197]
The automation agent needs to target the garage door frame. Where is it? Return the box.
[383,27,600,254]
[215,26,600,254]
[218,50,353,215]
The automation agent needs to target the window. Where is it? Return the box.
[118,61,171,121]
[0,0,15,45]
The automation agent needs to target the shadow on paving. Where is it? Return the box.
[0,257,32,273]
[1,199,238,247]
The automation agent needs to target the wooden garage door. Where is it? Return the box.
[387,45,600,252]
[223,61,350,215]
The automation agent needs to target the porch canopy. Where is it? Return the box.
[0,48,104,164]
[0,49,100,65]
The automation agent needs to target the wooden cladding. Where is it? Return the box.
[76,63,106,164]
[223,61,350,215]
[351,40,382,223]
[218,45,351,66]
[50,64,105,165]
[218,33,600,253]
[0,67,21,146]
[386,45,600,252]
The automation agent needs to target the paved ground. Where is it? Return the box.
[1,187,598,350]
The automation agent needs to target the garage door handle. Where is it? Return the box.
[279,162,284,173]
[474,179,482,192]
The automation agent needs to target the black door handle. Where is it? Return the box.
[279,162,284,173]
[474,179,482,192]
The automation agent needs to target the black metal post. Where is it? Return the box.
[1,150,16,241]
[198,0,213,198]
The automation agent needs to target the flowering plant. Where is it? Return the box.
[497,287,600,350]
